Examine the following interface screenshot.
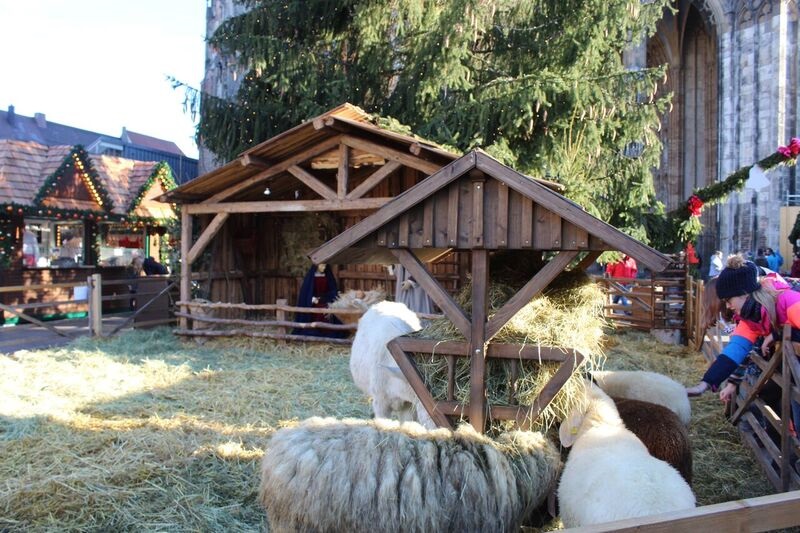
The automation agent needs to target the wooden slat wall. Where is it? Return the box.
[379,175,609,252]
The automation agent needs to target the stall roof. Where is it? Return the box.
[0,139,176,219]
[160,103,563,204]
[311,150,672,273]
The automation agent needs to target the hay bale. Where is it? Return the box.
[259,417,561,533]
[412,269,607,433]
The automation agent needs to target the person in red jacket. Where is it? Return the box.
[605,255,638,309]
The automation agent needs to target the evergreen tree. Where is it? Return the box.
[200,0,672,245]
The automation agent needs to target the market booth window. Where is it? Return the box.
[97,223,145,267]
[24,220,85,268]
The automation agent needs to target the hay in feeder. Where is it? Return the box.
[412,269,607,433]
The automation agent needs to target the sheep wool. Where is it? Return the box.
[259,417,562,533]
[558,385,695,527]
[591,370,691,425]
[350,300,434,427]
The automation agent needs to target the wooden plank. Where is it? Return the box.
[108,282,177,336]
[392,337,573,361]
[287,165,338,200]
[496,181,508,248]
[387,340,453,429]
[397,213,409,247]
[187,212,229,265]
[520,350,585,430]
[468,249,489,432]
[337,144,349,198]
[186,197,391,215]
[562,221,577,249]
[206,136,341,203]
[392,248,471,338]
[475,152,671,271]
[175,328,352,345]
[180,209,192,330]
[521,197,533,248]
[241,154,271,168]
[422,197,434,247]
[312,152,477,264]
[471,175,485,247]
[559,489,800,532]
[447,184,459,247]
[0,302,73,338]
[577,251,602,271]
[781,324,793,491]
[486,251,578,340]
[346,161,401,199]
[730,348,783,424]
[341,134,442,175]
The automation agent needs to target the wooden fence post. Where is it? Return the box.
[276,298,288,342]
[88,273,103,337]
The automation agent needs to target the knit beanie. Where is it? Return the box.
[716,261,759,299]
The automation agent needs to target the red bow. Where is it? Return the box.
[687,195,704,217]
[778,137,800,158]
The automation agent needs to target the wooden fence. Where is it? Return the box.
[173,299,442,345]
[0,274,175,337]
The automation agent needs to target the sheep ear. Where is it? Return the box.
[559,412,582,448]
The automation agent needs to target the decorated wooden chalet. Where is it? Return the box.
[311,149,672,432]
[0,139,178,321]
[162,104,568,322]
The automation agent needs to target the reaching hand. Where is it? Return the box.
[719,382,736,403]
[686,382,709,397]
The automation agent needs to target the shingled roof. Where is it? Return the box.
[0,139,176,219]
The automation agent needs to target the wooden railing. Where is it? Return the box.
[0,274,176,337]
[173,299,442,345]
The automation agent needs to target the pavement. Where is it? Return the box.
[0,315,133,354]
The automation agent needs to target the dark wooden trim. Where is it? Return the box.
[577,250,602,271]
[392,248,471,338]
[387,339,453,429]
[287,165,338,200]
[187,212,229,265]
[496,182,509,248]
[471,174,485,247]
[206,136,342,203]
[346,161,401,200]
[486,251,578,340]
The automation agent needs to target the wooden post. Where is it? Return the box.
[89,273,103,337]
[468,249,489,432]
[276,298,288,343]
[180,209,192,330]
[781,324,792,491]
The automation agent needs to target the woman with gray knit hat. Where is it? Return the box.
[686,254,800,396]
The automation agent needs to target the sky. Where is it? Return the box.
[0,0,206,159]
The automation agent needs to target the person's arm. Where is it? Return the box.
[688,321,760,395]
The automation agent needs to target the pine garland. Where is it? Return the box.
[127,162,178,213]
[32,146,115,211]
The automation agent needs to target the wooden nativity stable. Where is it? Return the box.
[162,103,515,325]
[0,140,178,322]
[311,149,673,432]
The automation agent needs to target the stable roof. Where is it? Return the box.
[311,150,672,272]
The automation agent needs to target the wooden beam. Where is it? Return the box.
[387,340,453,429]
[337,144,349,198]
[392,248,471,338]
[205,136,341,203]
[577,250,602,271]
[730,349,783,424]
[781,324,792,491]
[486,251,578,341]
[0,302,73,338]
[341,135,442,175]
[346,161,401,199]
[179,209,192,330]
[241,154,271,168]
[471,173,485,247]
[520,350,585,430]
[186,197,391,215]
[468,249,490,432]
[187,212,229,265]
[287,165,338,200]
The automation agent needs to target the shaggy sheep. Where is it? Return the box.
[590,370,691,425]
[259,417,562,533]
[613,396,693,485]
[350,300,434,428]
[557,384,695,527]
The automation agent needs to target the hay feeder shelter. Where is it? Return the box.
[312,150,672,433]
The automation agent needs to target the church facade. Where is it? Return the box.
[201,0,800,263]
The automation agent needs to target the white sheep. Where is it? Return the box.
[590,370,691,425]
[259,417,562,533]
[557,384,695,527]
[350,300,435,428]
